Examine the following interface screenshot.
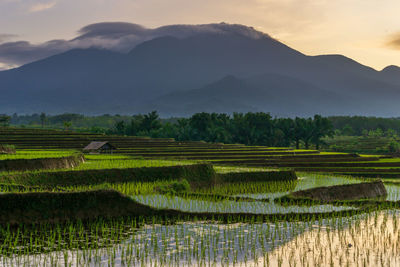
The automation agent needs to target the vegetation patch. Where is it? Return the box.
[218,170,297,183]
[0,190,161,225]
[0,163,216,187]
[0,144,15,154]
[154,179,191,194]
[285,180,387,202]
[0,154,84,172]
[0,189,366,226]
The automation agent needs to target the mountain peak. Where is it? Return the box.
[153,22,272,40]
[0,22,276,70]
[2,22,400,116]
[381,65,400,73]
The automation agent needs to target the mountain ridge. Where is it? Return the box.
[1,23,400,116]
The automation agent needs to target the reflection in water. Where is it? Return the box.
[263,210,400,266]
[3,210,400,266]
[133,194,355,214]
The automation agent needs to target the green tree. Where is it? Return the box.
[63,121,72,131]
[189,112,213,141]
[174,119,194,141]
[140,111,161,133]
[0,115,11,127]
[368,128,384,137]
[362,129,369,137]
[310,115,333,150]
[387,140,400,153]
[386,128,398,138]
[114,120,126,135]
[301,118,315,149]
[275,118,295,147]
[341,124,354,136]
[293,117,307,149]
[126,116,143,136]
[40,112,46,128]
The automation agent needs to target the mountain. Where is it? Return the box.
[0,23,400,116]
[380,65,400,85]
[148,74,350,116]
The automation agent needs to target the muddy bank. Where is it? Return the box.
[0,154,84,172]
[0,190,158,224]
[287,181,387,202]
[0,189,368,225]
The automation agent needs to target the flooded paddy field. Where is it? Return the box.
[2,128,400,266]
[1,210,400,266]
[0,169,399,266]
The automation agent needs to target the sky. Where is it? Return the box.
[1,0,400,70]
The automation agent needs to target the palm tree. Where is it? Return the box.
[63,121,72,131]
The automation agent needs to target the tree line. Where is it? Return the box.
[330,116,400,136]
[110,111,333,149]
[7,113,400,137]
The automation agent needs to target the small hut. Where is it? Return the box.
[83,141,116,154]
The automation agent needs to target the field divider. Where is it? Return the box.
[0,189,374,225]
[0,164,217,187]
[0,154,85,172]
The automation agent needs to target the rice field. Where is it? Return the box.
[2,128,400,266]
[0,149,76,160]
[1,211,400,266]
[0,164,399,266]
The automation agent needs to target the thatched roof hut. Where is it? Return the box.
[83,141,116,154]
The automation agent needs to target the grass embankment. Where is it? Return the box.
[0,149,76,160]
[322,135,396,154]
[0,164,216,187]
[283,181,387,202]
[0,189,368,226]
[0,154,84,172]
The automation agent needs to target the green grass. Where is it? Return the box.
[213,165,278,173]
[318,152,348,155]
[75,158,194,170]
[0,154,196,176]
[0,149,77,160]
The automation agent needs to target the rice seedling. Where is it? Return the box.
[1,210,399,266]
[0,149,76,160]
[2,133,400,266]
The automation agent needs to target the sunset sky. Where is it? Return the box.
[1,0,400,70]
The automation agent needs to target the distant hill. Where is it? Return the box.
[0,23,400,116]
[380,65,400,85]
[149,74,349,117]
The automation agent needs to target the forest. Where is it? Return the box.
[2,112,332,148]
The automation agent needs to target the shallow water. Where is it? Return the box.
[4,210,399,267]
[234,174,364,200]
[384,183,400,201]
[133,194,356,214]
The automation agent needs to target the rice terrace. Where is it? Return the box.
[3,1,400,266]
[0,123,400,266]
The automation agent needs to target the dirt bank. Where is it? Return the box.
[288,181,387,202]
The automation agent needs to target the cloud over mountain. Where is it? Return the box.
[387,32,400,49]
[0,22,270,68]
[0,34,17,44]
[1,22,400,116]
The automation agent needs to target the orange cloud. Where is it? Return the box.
[28,1,56,13]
